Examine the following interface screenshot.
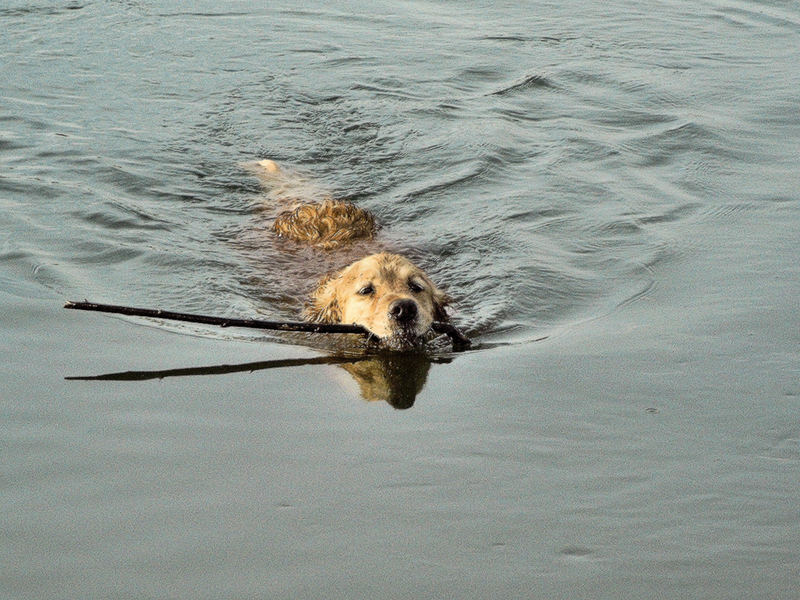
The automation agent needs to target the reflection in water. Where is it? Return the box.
[339,353,436,409]
[66,352,452,409]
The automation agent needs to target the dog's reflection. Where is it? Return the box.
[337,352,436,408]
[66,352,449,409]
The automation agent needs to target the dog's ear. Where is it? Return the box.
[304,275,342,323]
[432,288,452,323]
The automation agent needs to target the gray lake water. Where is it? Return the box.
[2,1,799,598]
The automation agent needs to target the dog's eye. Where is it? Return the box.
[357,284,374,296]
[408,280,425,293]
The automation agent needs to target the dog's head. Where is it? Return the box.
[305,253,450,349]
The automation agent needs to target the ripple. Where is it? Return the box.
[398,162,485,202]
[0,4,83,17]
[620,120,737,168]
[488,74,558,96]
[70,242,144,266]
[74,206,171,232]
[559,545,594,558]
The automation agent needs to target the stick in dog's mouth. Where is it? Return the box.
[63,301,471,351]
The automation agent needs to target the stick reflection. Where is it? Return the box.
[66,352,452,409]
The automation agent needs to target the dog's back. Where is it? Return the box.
[245,159,377,249]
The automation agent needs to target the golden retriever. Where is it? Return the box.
[304,252,450,349]
[247,159,451,350]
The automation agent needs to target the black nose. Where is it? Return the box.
[388,299,418,324]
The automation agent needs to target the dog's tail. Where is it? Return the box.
[255,159,280,173]
[241,158,281,176]
[242,159,329,208]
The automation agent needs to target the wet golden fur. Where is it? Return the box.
[247,160,450,347]
[304,253,450,348]
[273,199,376,249]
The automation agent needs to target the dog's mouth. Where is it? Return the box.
[378,324,429,351]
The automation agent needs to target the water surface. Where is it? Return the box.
[2,1,799,597]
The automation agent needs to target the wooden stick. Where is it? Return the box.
[429,321,472,350]
[63,300,471,350]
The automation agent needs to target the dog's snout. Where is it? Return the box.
[388,298,418,324]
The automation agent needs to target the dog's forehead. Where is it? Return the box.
[344,254,421,284]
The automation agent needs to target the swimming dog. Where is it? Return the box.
[247,159,451,349]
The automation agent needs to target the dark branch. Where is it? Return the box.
[64,300,471,350]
